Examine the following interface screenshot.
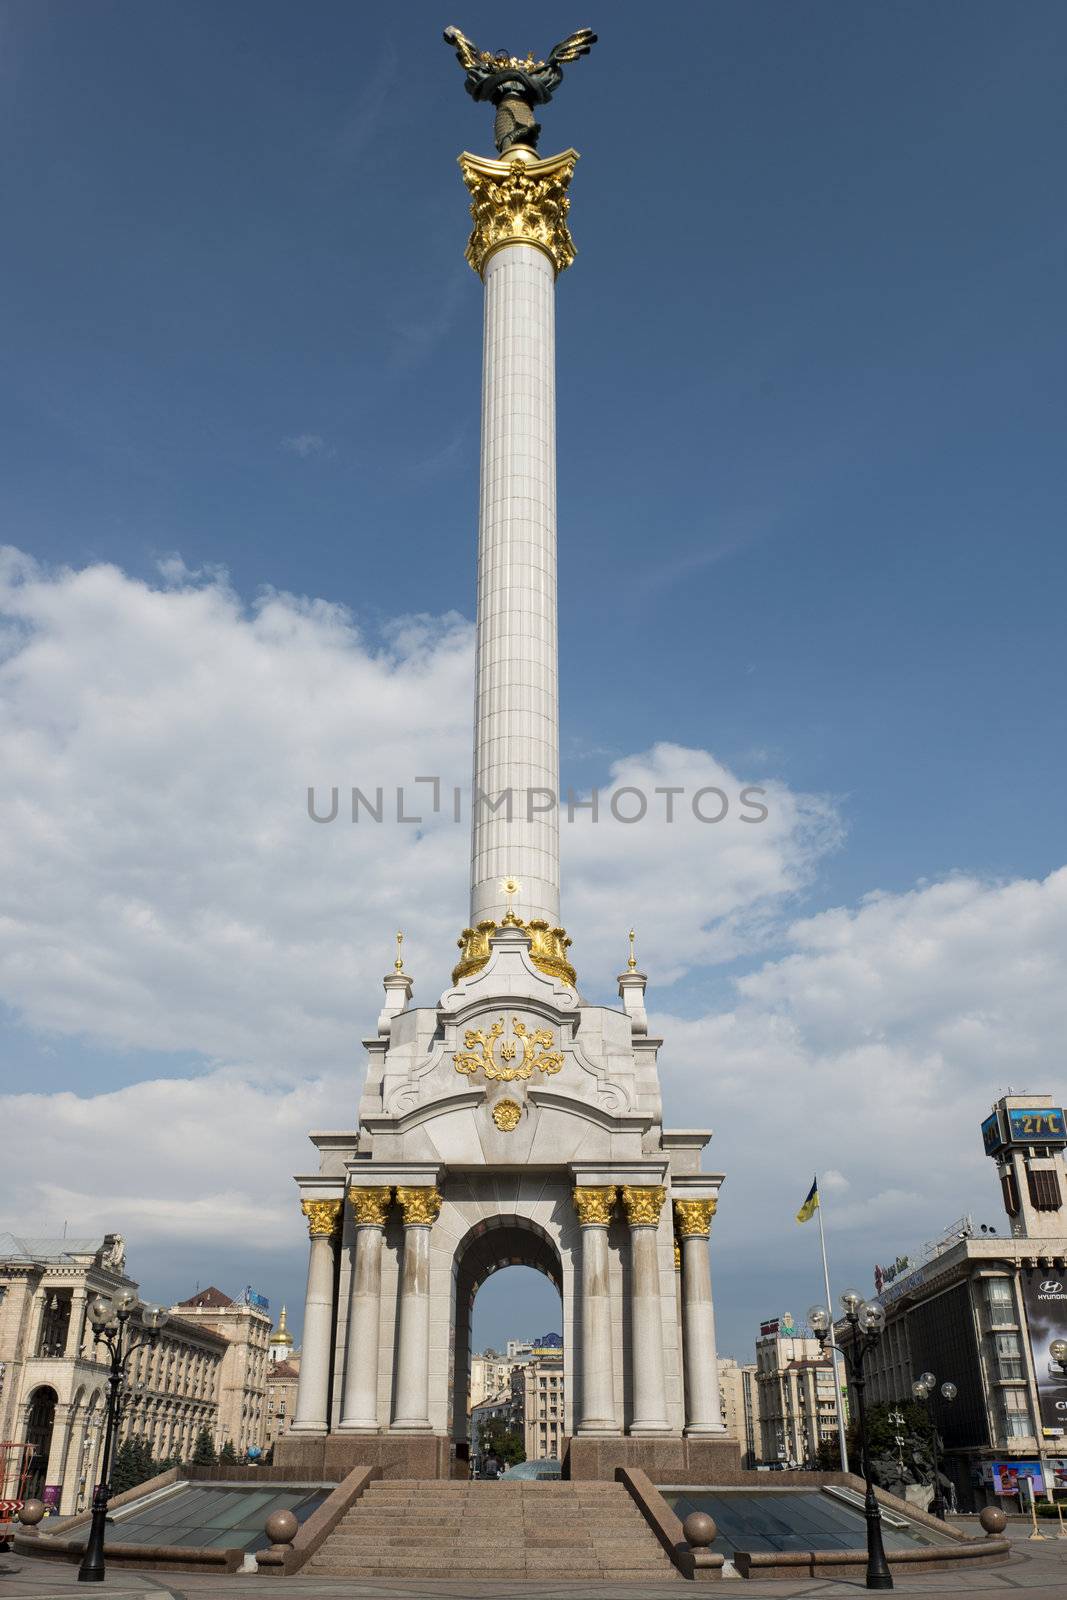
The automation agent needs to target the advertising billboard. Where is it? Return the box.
[1021,1273,1067,1431]
[991,1460,1044,1496]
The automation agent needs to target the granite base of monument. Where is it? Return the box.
[565,1435,743,1483]
[274,1433,453,1482]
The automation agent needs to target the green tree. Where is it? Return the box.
[111,1435,156,1494]
[218,1439,238,1464]
[191,1425,217,1465]
[477,1416,525,1467]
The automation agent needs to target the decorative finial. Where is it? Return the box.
[394,931,405,973]
[500,877,522,925]
[628,928,637,971]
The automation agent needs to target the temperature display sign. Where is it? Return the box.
[1007,1107,1067,1146]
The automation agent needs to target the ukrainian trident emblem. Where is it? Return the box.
[453,1016,563,1082]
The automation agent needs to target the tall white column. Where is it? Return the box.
[572,1187,619,1433]
[622,1186,671,1434]
[340,1187,392,1430]
[674,1199,726,1434]
[290,1199,341,1432]
[469,238,560,929]
[457,149,578,933]
[391,1186,441,1431]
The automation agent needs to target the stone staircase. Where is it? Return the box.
[305,1477,681,1580]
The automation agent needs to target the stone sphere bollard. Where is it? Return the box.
[17,1500,46,1536]
[979,1505,1007,1537]
[682,1510,717,1548]
[264,1508,298,1550]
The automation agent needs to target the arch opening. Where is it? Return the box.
[450,1216,563,1459]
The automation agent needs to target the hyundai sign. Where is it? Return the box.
[1021,1274,1067,1431]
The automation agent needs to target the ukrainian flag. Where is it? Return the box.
[796,1176,819,1224]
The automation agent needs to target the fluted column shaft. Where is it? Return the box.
[470,241,560,929]
[573,1187,619,1433]
[391,1187,441,1430]
[291,1200,341,1432]
[675,1199,725,1434]
[340,1188,392,1430]
[623,1186,670,1434]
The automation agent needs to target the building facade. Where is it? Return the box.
[0,1234,226,1515]
[170,1288,272,1456]
[265,1358,301,1454]
[514,1355,565,1462]
[848,1092,1067,1510]
[755,1322,841,1467]
[718,1357,761,1468]
[469,1352,518,1412]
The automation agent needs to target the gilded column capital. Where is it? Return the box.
[459,149,578,278]
[396,1186,442,1227]
[621,1185,667,1228]
[348,1186,393,1228]
[301,1198,342,1238]
[572,1185,617,1226]
[673,1198,718,1239]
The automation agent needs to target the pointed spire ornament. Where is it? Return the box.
[394,931,405,972]
[628,927,638,971]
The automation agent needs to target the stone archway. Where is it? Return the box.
[449,1215,563,1448]
[23,1386,58,1499]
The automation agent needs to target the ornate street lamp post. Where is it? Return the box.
[912,1372,957,1519]
[77,1291,168,1583]
[810,1293,894,1591]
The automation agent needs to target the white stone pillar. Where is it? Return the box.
[391,1186,441,1430]
[572,1187,619,1433]
[290,1199,341,1432]
[44,1404,72,1497]
[622,1186,671,1434]
[66,1288,87,1360]
[457,150,578,932]
[469,238,559,928]
[340,1186,392,1430]
[674,1199,726,1434]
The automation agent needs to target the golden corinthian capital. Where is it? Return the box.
[673,1198,718,1239]
[349,1186,393,1228]
[621,1185,667,1227]
[572,1185,617,1226]
[396,1186,442,1227]
[301,1198,342,1238]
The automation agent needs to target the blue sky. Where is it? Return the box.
[1,1,1065,1363]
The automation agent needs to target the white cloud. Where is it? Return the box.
[281,433,327,458]
[655,867,1067,1273]
[0,548,834,1252]
[1,547,1062,1309]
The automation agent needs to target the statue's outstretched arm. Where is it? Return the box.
[443,24,481,72]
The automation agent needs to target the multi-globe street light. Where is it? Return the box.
[809,1292,894,1592]
[77,1290,168,1584]
[911,1372,957,1520]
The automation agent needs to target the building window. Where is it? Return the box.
[1001,1388,1033,1439]
[985,1279,1016,1328]
[1027,1168,1063,1211]
[995,1332,1024,1381]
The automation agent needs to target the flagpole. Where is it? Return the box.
[817,1185,850,1472]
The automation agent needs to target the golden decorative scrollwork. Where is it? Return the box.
[301,1199,342,1238]
[348,1186,393,1228]
[395,1186,442,1227]
[452,917,576,987]
[453,1016,563,1082]
[673,1237,682,1271]
[572,1186,617,1226]
[458,150,578,277]
[621,1185,667,1227]
[491,1099,523,1133]
[673,1198,718,1239]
